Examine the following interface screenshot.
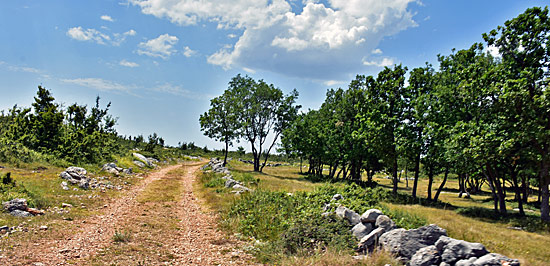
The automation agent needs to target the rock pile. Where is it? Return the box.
[101,162,132,175]
[326,195,520,266]
[202,158,251,194]
[201,158,231,175]
[2,198,44,217]
[132,153,158,168]
[59,166,90,189]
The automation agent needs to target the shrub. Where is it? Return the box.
[279,213,356,255]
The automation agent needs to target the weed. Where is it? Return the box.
[112,230,131,243]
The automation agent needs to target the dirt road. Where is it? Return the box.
[2,162,256,265]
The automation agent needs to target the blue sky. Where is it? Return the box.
[0,0,547,150]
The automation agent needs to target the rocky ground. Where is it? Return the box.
[0,162,258,266]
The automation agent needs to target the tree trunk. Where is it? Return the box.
[412,153,420,198]
[540,157,550,222]
[486,164,507,214]
[510,167,525,216]
[223,140,229,167]
[434,167,449,202]
[427,166,433,200]
[300,157,303,174]
[392,145,398,194]
[522,175,529,203]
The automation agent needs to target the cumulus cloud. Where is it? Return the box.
[182,46,197,57]
[61,77,132,93]
[152,83,211,99]
[119,59,140,67]
[363,57,394,67]
[101,15,114,22]
[131,0,417,80]
[137,34,179,59]
[67,27,136,46]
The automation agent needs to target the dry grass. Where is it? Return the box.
[280,248,402,266]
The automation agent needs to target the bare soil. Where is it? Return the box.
[0,162,258,265]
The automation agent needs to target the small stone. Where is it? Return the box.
[61,203,73,208]
[39,225,48,231]
[331,194,344,201]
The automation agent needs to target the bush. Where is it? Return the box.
[279,213,356,255]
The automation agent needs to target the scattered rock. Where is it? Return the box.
[360,209,383,224]
[225,179,239,188]
[472,253,520,266]
[331,194,344,201]
[232,184,251,192]
[39,225,48,231]
[358,227,385,250]
[61,181,69,190]
[3,198,28,212]
[379,224,447,262]
[133,153,153,167]
[351,222,373,240]
[9,209,32,217]
[133,160,146,168]
[61,203,73,208]
[375,215,396,232]
[335,206,361,226]
[409,245,441,266]
[59,167,90,189]
[435,236,488,264]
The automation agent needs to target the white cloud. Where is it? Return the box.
[66,26,136,46]
[131,0,417,80]
[125,29,137,36]
[323,80,346,86]
[182,46,197,57]
[363,57,394,67]
[242,67,256,74]
[61,77,132,93]
[101,15,114,22]
[371,48,383,54]
[227,33,238,38]
[119,59,140,67]
[152,83,211,99]
[137,34,179,59]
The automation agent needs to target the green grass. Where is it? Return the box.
[198,160,550,266]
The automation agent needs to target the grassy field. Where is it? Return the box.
[198,160,550,266]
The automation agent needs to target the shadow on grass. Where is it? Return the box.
[455,206,549,233]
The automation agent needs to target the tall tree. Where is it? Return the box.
[483,6,550,220]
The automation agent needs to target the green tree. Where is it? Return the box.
[31,86,64,152]
[483,7,550,220]
[227,74,300,172]
[200,91,239,166]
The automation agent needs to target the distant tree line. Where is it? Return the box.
[0,86,177,165]
[280,7,550,221]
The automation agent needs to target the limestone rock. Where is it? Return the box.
[375,215,396,232]
[335,206,361,226]
[351,222,373,240]
[3,198,28,212]
[435,236,488,264]
[379,224,447,262]
[133,160,146,168]
[358,227,385,250]
[472,253,520,266]
[331,194,344,201]
[409,245,441,266]
[360,209,383,224]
